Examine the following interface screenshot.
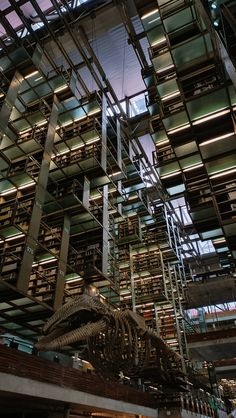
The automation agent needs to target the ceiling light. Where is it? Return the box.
[151,38,166,47]
[192,109,230,125]
[110,170,122,176]
[37,120,47,127]
[149,17,160,24]
[5,233,25,241]
[161,91,180,101]
[200,132,234,146]
[183,163,203,172]
[86,137,100,144]
[0,92,4,98]
[0,187,17,196]
[25,70,39,79]
[39,257,57,265]
[168,123,190,135]
[66,277,83,284]
[19,127,32,134]
[54,85,68,93]
[156,64,175,74]
[18,181,35,190]
[156,139,169,146]
[88,108,101,116]
[210,167,236,179]
[213,238,226,244]
[141,9,159,19]
[71,143,85,150]
[161,170,181,179]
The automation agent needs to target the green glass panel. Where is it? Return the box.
[175,141,197,157]
[191,207,216,221]
[153,52,172,71]
[152,130,168,143]
[163,7,195,33]
[229,85,236,106]
[224,224,236,237]
[147,26,165,45]
[11,173,32,187]
[167,184,185,195]
[187,88,229,120]
[201,228,223,239]
[172,34,213,70]
[200,135,236,160]
[163,110,188,131]
[180,153,202,169]
[142,10,161,31]
[206,154,236,175]
[160,161,180,176]
[157,78,178,97]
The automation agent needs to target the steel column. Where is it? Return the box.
[54,214,71,310]
[0,71,23,140]
[17,97,59,292]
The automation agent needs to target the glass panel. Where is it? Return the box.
[163,7,196,33]
[157,78,179,97]
[172,34,213,70]
[187,88,229,121]
[163,110,188,131]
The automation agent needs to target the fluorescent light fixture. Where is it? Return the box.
[66,277,83,284]
[213,238,226,244]
[86,137,100,145]
[192,109,230,125]
[161,91,180,101]
[156,139,169,146]
[0,187,17,196]
[183,163,203,172]
[19,127,32,134]
[90,194,101,200]
[110,170,121,176]
[151,38,166,47]
[88,108,101,116]
[5,233,25,241]
[54,149,70,157]
[156,64,175,74]
[56,114,87,130]
[161,170,181,179]
[120,290,131,295]
[0,92,4,98]
[34,76,43,82]
[149,17,160,24]
[39,257,57,265]
[71,143,85,150]
[18,181,35,190]
[168,123,190,135]
[54,84,68,93]
[200,132,234,146]
[37,120,47,127]
[141,8,159,19]
[25,70,39,79]
[210,167,236,179]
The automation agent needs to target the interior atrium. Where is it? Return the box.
[0,0,236,417]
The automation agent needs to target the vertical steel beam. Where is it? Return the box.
[54,214,71,310]
[116,119,122,170]
[101,94,107,171]
[17,97,59,292]
[82,176,90,210]
[102,184,109,276]
[0,71,23,140]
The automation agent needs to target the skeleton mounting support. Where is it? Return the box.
[36,295,187,389]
